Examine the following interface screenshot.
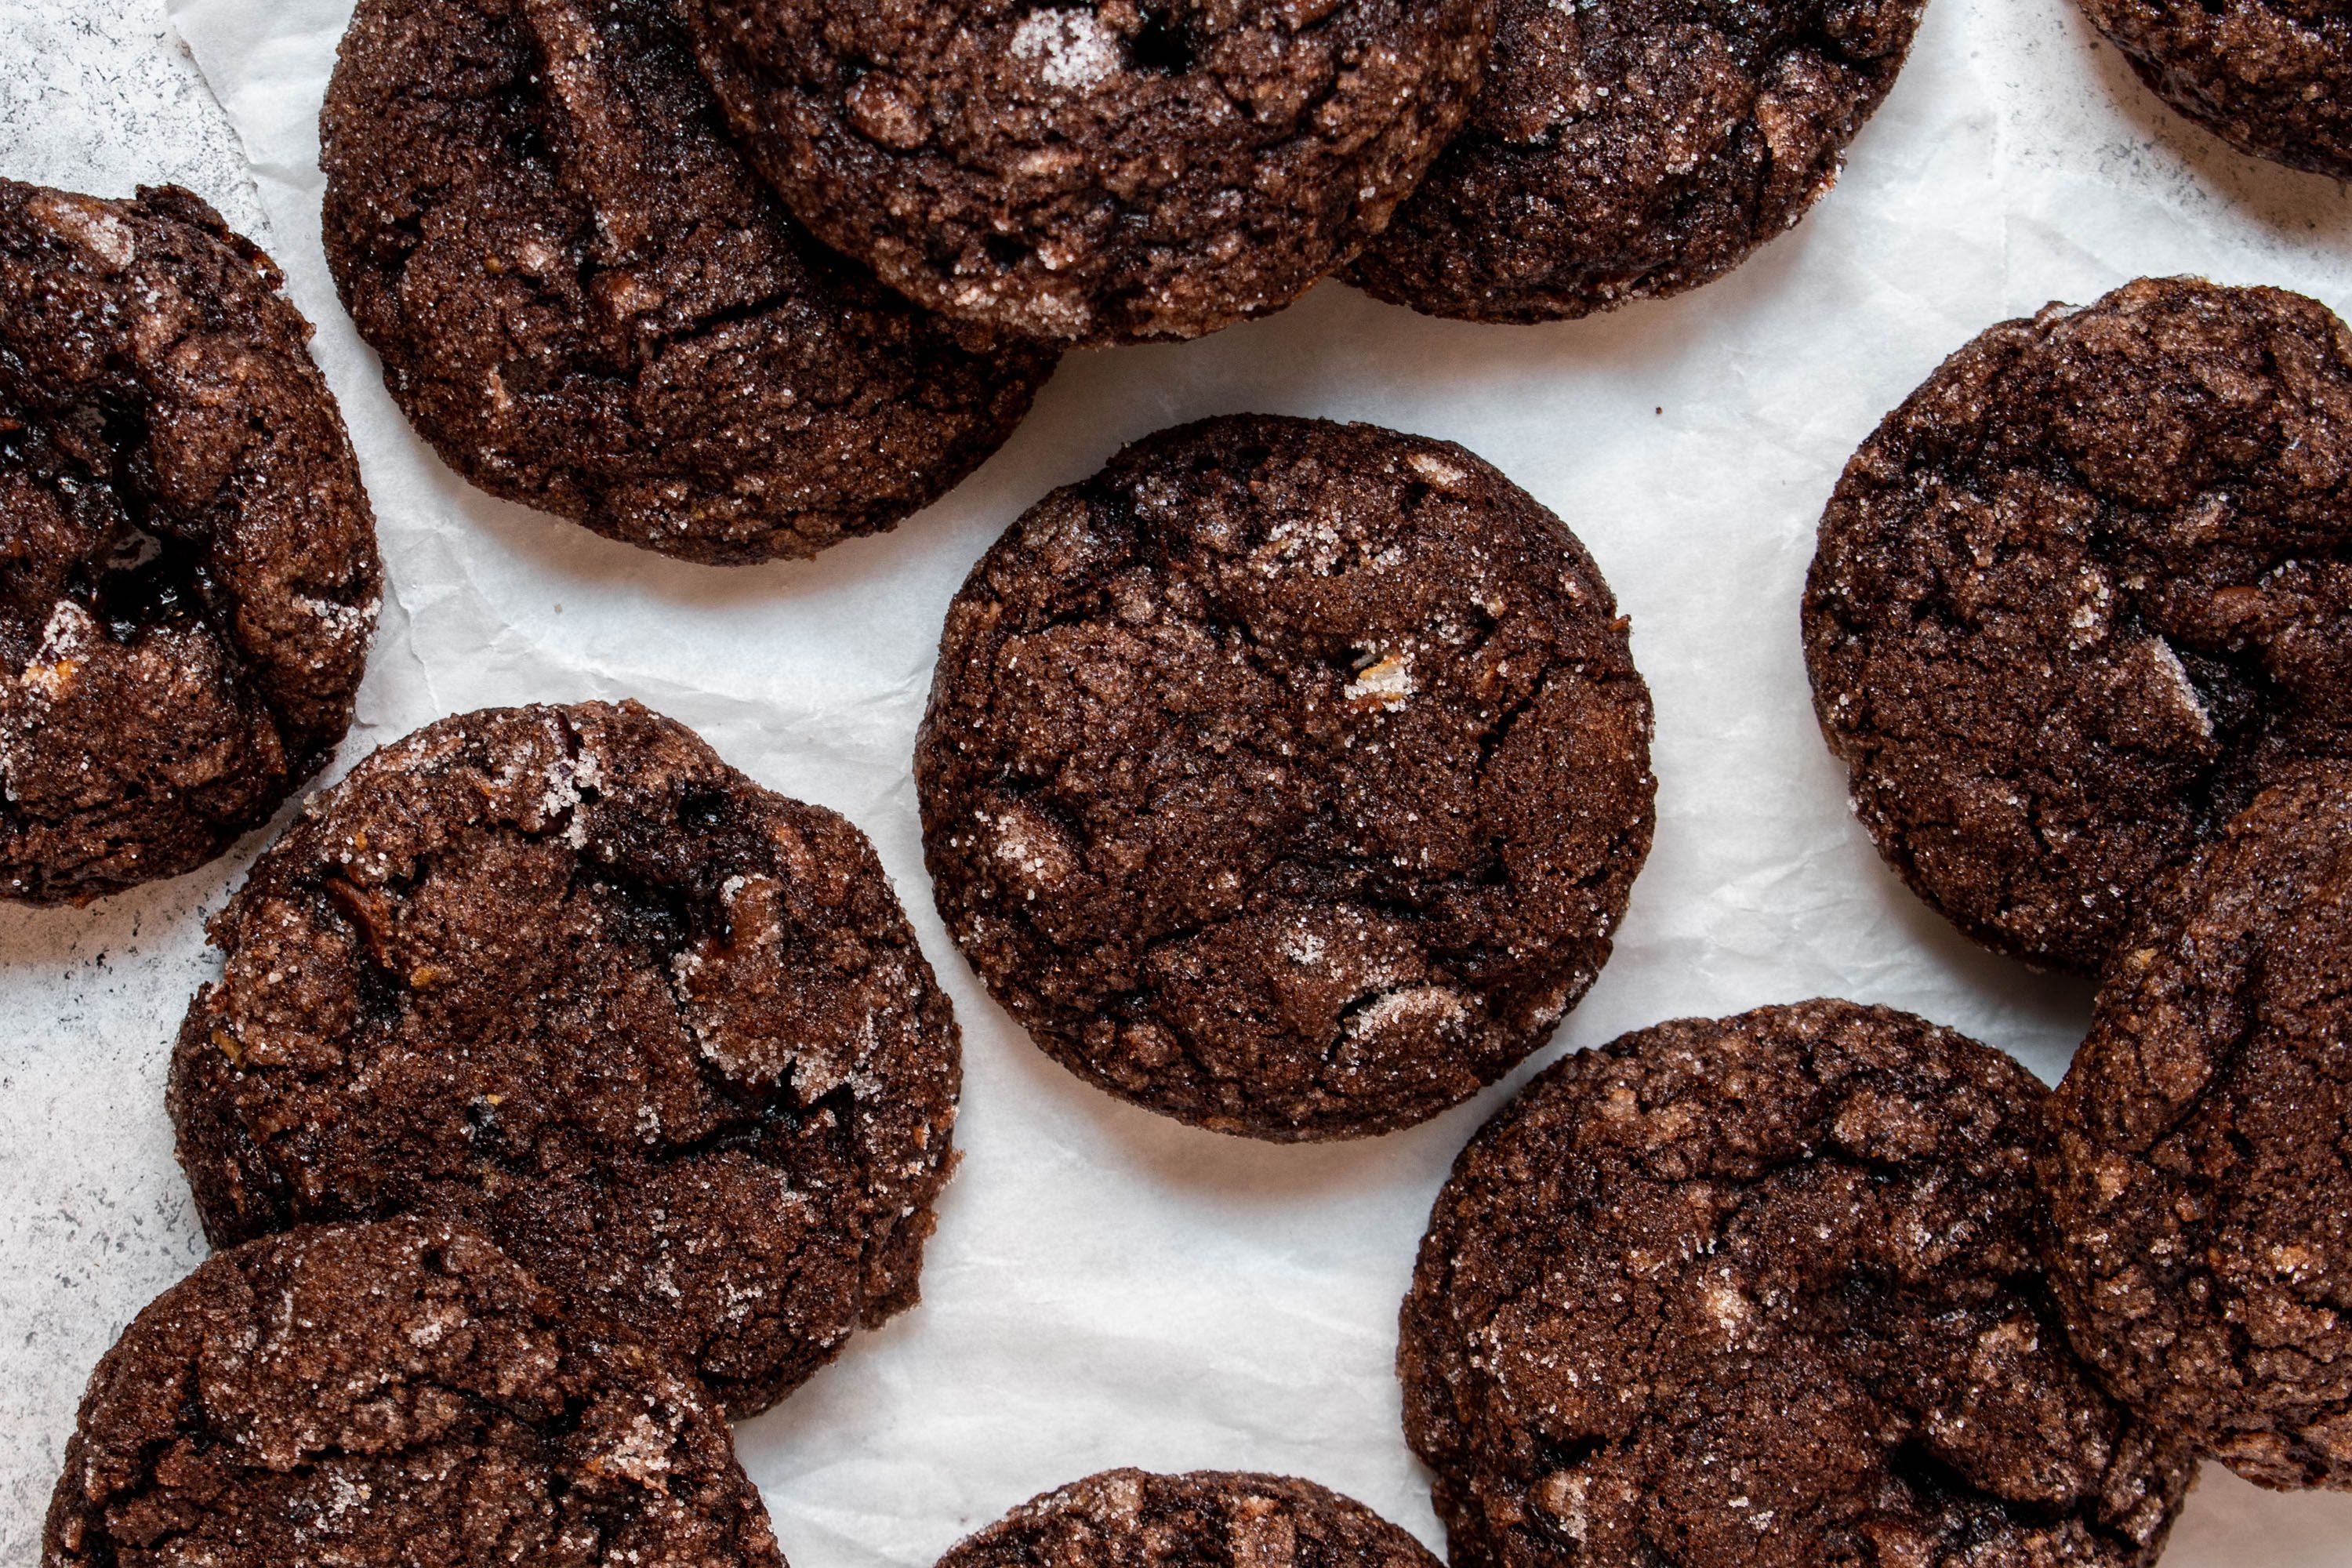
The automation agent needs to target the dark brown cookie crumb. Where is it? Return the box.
[44,1217,783,1568]
[169,701,960,1417]
[1803,276,2352,973]
[1348,0,1926,322]
[936,1470,1440,1568]
[2,179,379,904]
[916,415,1653,1141]
[2077,0,2352,181]
[2045,766,2352,1491]
[678,0,1497,347]
[1403,1000,2195,1568]
[321,0,1055,566]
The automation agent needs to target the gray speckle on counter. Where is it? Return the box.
[0,4,260,1558]
[0,0,260,230]
[0,876,228,1566]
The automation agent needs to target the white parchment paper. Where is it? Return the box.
[4,0,2351,1559]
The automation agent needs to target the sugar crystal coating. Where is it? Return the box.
[171,701,961,1417]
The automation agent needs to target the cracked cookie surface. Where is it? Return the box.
[43,1216,783,1568]
[1,179,379,904]
[1803,277,2352,973]
[916,415,1653,1140]
[679,0,1496,347]
[937,1470,1441,1568]
[169,701,961,1417]
[1402,1000,2194,1568]
[2076,0,2352,180]
[1347,0,1925,321]
[321,0,1055,565]
[2044,766,2352,1490]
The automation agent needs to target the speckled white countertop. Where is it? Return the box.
[0,5,261,1559]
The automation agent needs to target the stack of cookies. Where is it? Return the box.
[309,0,1940,565]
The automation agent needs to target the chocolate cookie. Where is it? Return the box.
[2,180,379,904]
[321,0,1055,566]
[936,1470,1441,1568]
[1402,1000,2194,1568]
[2043,766,2352,1490]
[1348,0,1926,322]
[1803,277,2352,973]
[44,1216,783,1568]
[916,416,1653,1141]
[2077,0,2352,181]
[169,700,960,1417]
[678,0,1497,347]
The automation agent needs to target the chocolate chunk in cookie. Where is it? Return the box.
[2044,766,2352,1490]
[937,1470,1439,1568]
[45,1217,783,1568]
[169,701,960,1417]
[2,180,379,904]
[916,415,1653,1141]
[1403,1000,2194,1568]
[678,0,1496,347]
[1804,277,2352,972]
[2076,0,2352,181]
[321,0,1055,566]
[1348,0,1926,322]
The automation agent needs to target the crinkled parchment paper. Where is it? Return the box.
[3,0,2350,1559]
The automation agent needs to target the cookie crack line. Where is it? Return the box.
[93,1389,604,1525]
[298,823,858,1165]
[983,637,1586,932]
[5,360,289,733]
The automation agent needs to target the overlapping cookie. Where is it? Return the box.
[1351,0,1928,321]
[170,701,960,1416]
[322,0,1055,563]
[1403,1000,2194,1568]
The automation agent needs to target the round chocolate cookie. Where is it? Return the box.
[45,1216,783,1568]
[1804,276,2352,973]
[1348,0,1926,322]
[321,0,1055,566]
[677,0,1497,347]
[916,416,1654,1141]
[169,700,960,1417]
[936,1470,1440,1568]
[2044,765,2352,1490]
[1401,1000,2195,1568]
[1,180,379,905]
[2076,0,2352,181]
